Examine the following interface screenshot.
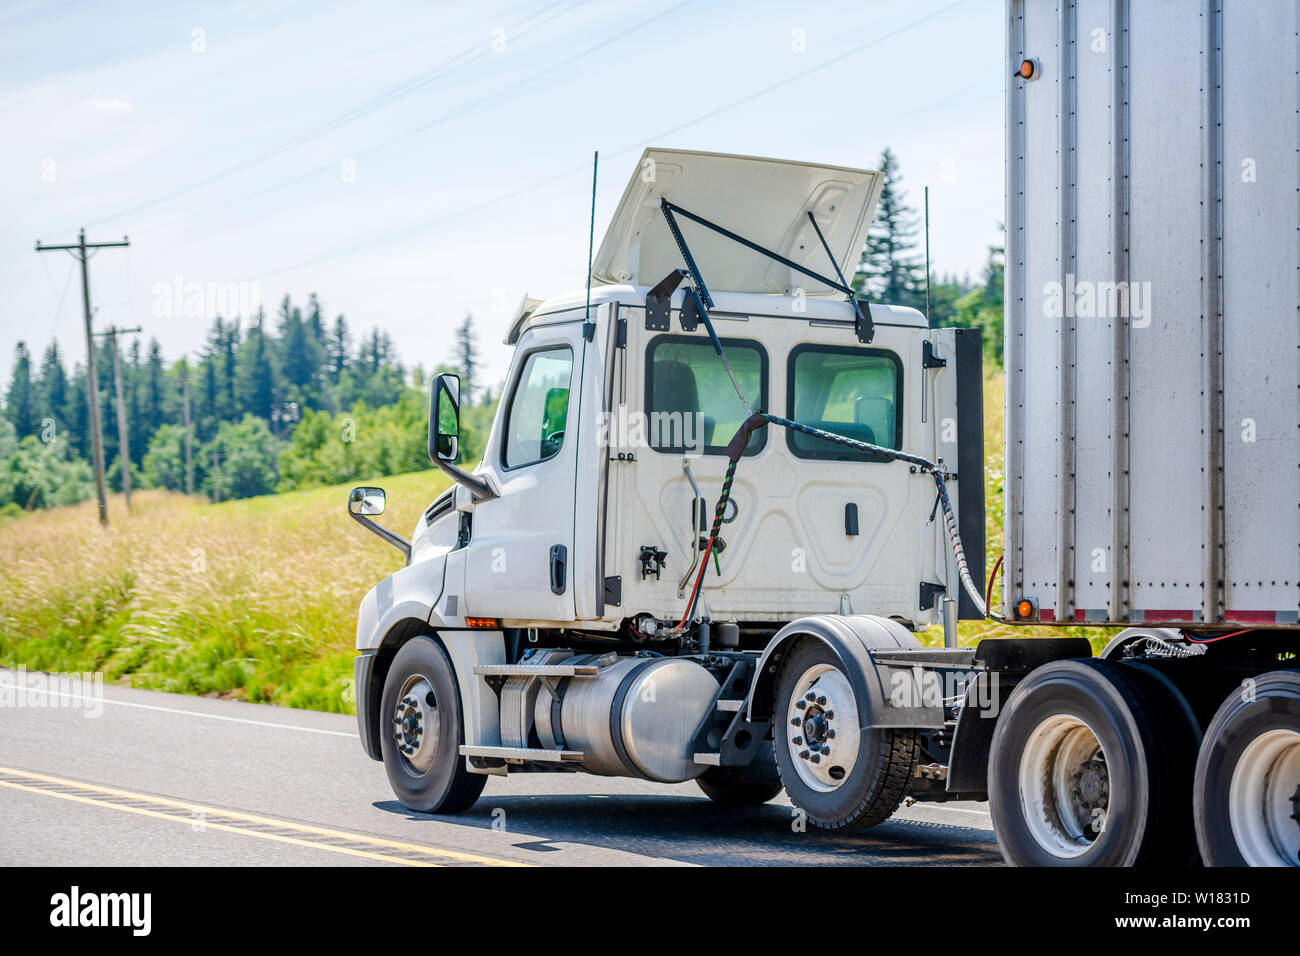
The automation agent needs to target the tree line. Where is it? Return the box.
[0,294,489,512]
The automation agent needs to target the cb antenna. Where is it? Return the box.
[924,185,932,326]
[582,150,599,341]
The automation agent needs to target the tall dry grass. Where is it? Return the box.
[0,471,449,712]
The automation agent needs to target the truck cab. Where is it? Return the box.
[349,148,984,835]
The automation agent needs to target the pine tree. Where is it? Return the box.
[3,342,36,439]
[238,313,276,421]
[145,339,165,441]
[853,147,926,312]
[327,315,350,383]
[37,342,68,438]
[277,294,324,408]
[454,313,479,403]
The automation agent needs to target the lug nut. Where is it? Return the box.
[810,754,821,764]
[796,700,807,710]
[800,750,810,760]
[791,716,801,726]
[820,746,831,755]
[816,696,826,706]
[792,736,803,745]
[827,729,836,739]
[805,692,816,702]
[826,710,835,720]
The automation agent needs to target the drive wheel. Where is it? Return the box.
[772,640,917,830]
[988,658,1197,866]
[379,636,486,814]
[1194,669,1300,867]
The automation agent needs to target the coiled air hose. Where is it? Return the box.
[669,328,995,633]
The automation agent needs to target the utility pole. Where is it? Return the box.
[34,228,130,526]
[95,325,143,510]
[180,362,193,495]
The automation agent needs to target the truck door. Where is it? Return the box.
[461,321,582,622]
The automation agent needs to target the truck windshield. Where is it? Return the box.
[503,347,573,468]
[645,334,766,456]
[787,345,901,461]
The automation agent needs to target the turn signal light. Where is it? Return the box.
[1017,58,1038,80]
[1015,599,1036,620]
[465,617,500,629]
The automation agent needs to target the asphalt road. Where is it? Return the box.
[0,668,1002,866]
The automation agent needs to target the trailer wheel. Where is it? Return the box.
[379,636,486,814]
[988,658,1197,866]
[772,640,917,830]
[1193,670,1300,867]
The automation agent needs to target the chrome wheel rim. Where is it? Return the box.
[785,663,860,793]
[1228,727,1300,867]
[392,674,440,774]
[1018,714,1109,859]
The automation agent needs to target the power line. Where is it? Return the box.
[126,0,687,239]
[236,0,971,283]
[79,0,585,230]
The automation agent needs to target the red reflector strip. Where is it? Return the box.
[1137,610,1199,622]
[1038,608,1054,622]
[1225,610,1279,624]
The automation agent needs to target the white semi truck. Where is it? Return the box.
[347,1,1299,867]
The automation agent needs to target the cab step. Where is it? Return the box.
[472,663,600,678]
[459,745,585,764]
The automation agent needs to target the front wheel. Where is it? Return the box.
[772,640,917,830]
[379,636,486,814]
[1193,669,1300,866]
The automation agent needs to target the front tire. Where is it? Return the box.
[379,636,486,814]
[1193,669,1300,867]
[988,658,1198,866]
[772,640,917,830]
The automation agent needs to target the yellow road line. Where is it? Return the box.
[0,765,528,867]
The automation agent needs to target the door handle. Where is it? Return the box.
[549,544,567,595]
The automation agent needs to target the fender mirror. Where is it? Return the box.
[430,373,460,462]
[348,486,386,516]
[346,485,409,561]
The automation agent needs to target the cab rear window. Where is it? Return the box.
[786,345,902,461]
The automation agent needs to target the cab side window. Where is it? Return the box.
[787,345,902,462]
[502,348,573,468]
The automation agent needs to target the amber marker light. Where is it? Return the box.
[1017,58,1038,80]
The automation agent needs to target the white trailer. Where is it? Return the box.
[345,0,1299,867]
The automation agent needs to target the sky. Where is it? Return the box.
[0,0,1005,392]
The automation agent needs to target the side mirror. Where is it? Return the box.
[430,373,460,463]
[425,372,498,503]
[348,486,386,516]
